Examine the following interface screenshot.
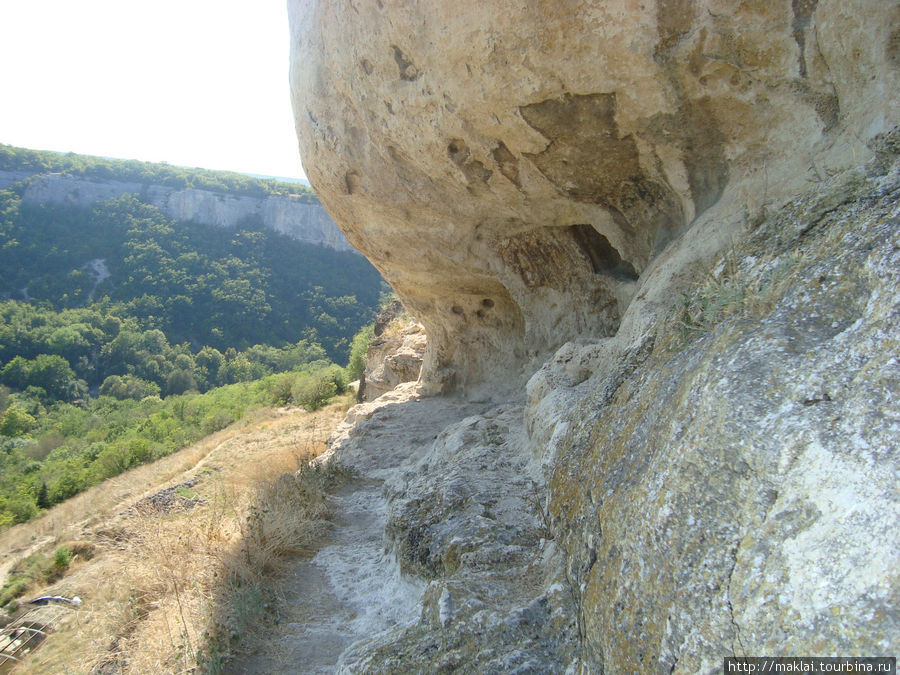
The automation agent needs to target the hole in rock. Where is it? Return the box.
[447,139,471,165]
[570,224,639,281]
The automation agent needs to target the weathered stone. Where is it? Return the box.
[360,301,426,401]
[538,162,900,671]
[322,388,579,672]
[315,148,900,674]
[290,0,899,395]
[289,1,900,671]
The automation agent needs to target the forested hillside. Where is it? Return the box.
[0,148,384,529]
[0,191,382,357]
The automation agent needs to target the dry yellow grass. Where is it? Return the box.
[2,396,353,673]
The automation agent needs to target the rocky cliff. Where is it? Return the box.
[358,300,426,402]
[0,170,355,252]
[289,1,899,671]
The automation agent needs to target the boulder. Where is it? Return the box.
[290,0,899,395]
[361,301,426,401]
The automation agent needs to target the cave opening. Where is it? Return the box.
[570,224,639,281]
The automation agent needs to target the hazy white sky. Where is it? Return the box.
[0,0,306,179]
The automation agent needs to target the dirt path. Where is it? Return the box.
[231,384,493,673]
[230,478,423,673]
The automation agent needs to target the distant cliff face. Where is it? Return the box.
[0,170,355,253]
[290,0,899,671]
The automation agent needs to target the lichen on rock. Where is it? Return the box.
[540,155,900,670]
[291,0,898,396]
[289,1,899,671]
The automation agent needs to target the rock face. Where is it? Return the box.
[290,0,899,394]
[359,301,426,402]
[289,1,899,671]
[0,170,355,252]
[536,166,900,671]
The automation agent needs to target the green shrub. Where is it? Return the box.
[3,496,38,524]
[267,373,295,406]
[0,405,36,437]
[166,369,198,396]
[92,438,150,479]
[202,411,235,435]
[291,371,338,411]
[322,364,347,396]
[99,374,161,400]
[53,546,72,571]
[49,469,89,504]
[0,578,27,609]
[346,324,373,381]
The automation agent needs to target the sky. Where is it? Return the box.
[0,0,307,180]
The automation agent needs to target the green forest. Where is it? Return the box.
[0,191,383,357]
[0,149,384,528]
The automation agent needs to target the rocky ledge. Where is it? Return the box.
[289,1,899,671]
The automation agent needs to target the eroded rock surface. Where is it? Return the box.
[289,1,899,671]
[320,385,578,672]
[359,301,426,402]
[307,144,899,674]
[291,0,898,394]
[536,162,900,671]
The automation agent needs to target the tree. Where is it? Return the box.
[346,324,374,381]
[36,482,50,510]
[0,356,29,389]
[165,369,197,396]
[195,346,224,388]
[99,374,161,400]
[0,406,36,436]
[27,354,80,401]
[3,496,37,524]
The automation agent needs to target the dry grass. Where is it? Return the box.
[676,249,801,340]
[3,398,352,673]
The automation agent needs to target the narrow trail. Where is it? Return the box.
[231,479,423,674]
[232,386,490,673]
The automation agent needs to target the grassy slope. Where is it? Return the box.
[0,395,354,673]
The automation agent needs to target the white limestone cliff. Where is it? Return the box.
[0,170,355,252]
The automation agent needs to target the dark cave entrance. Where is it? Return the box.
[570,224,639,281]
